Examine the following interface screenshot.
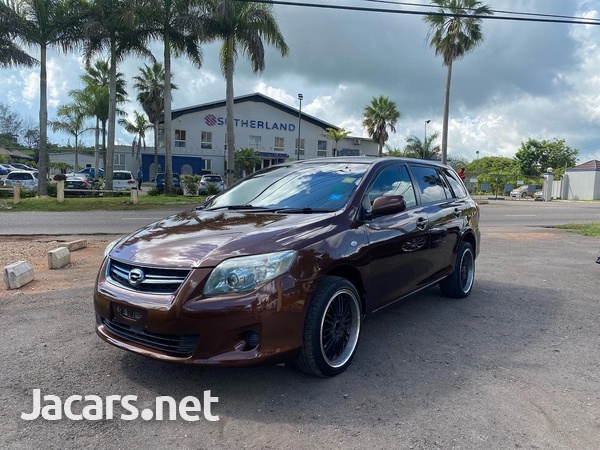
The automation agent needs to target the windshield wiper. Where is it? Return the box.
[271,207,336,214]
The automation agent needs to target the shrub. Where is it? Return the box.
[206,182,221,196]
[146,187,160,196]
[181,175,199,196]
[46,183,57,198]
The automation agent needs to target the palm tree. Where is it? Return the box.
[5,0,87,195]
[145,0,204,195]
[49,103,93,171]
[118,111,151,163]
[323,127,351,157]
[204,0,288,186]
[70,60,127,176]
[83,0,153,190]
[404,131,441,159]
[424,0,493,164]
[0,2,38,68]
[362,96,401,157]
[234,147,260,178]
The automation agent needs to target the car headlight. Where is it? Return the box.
[103,237,125,258]
[203,250,296,295]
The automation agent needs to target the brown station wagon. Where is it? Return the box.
[94,157,481,377]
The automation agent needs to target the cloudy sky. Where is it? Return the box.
[2,0,600,165]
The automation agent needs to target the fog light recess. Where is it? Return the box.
[239,331,260,350]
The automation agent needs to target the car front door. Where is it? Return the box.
[361,164,431,312]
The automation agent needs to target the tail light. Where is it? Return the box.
[127,180,136,184]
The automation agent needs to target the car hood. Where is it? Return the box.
[109,209,340,268]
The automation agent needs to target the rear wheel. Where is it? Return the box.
[295,276,361,377]
[439,241,475,298]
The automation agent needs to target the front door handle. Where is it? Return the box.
[416,217,428,230]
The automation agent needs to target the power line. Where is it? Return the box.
[357,0,600,23]
[250,0,600,25]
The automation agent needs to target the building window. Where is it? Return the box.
[203,159,212,171]
[175,129,186,148]
[317,140,327,157]
[295,138,305,156]
[201,131,212,150]
[113,153,125,168]
[274,137,284,152]
[249,135,261,151]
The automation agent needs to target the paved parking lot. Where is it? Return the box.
[1,202,599,449]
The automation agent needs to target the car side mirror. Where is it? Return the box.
[371,195,407,217]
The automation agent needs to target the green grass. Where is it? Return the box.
[554,223,600,237]
[0,194,203,212]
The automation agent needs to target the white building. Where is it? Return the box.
[159,92,379,176]
[562,159,600,200]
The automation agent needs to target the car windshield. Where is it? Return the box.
[203,176,222,182]
[204,162,367,211]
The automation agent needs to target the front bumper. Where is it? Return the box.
[94,259,311,367]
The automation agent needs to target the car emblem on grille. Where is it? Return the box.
[128,268,145,286]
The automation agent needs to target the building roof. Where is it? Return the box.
[167,92,340,131]
[0,147,34,160]
[566,159,600,172]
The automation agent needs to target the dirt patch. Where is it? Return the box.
[0,238,108,295]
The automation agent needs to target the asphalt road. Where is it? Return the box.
[1,200,599,449]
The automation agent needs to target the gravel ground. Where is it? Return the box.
[0,237,108,295]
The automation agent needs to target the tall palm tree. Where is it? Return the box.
[5,0,87,195]
[133,62,177,182]
[49,103,93,171]
[424,0,492,164]
[83,0,153,190]
[204,0,288,186]
[323,127,351,157]
[0,2,38,68]
[404,131,441,160]
[362,96,401,157]
[118,111,151,163]
[145,0,204,195]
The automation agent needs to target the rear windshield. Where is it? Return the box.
[8,172,36,180]
[114,172,133,180]
[203,175,222,182]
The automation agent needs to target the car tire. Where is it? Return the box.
[295,276,361,377]
[439,241,475,298]
[521,192,527,198]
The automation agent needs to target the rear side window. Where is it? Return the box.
[442,168,468,198]
[409,165,452,204]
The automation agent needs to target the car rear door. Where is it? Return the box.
[407,163,465,283]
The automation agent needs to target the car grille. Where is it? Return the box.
[107,259,190,294]
[102,318,199,357]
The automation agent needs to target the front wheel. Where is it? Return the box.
[295,276,362,377]
[439,241,475,298]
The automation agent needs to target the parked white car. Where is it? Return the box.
[2,170,39,191]
[109,170,136,191]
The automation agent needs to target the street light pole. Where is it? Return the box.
[423,120,431,159]
[297,94,303,160]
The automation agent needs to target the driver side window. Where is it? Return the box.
[365,165,417,209]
